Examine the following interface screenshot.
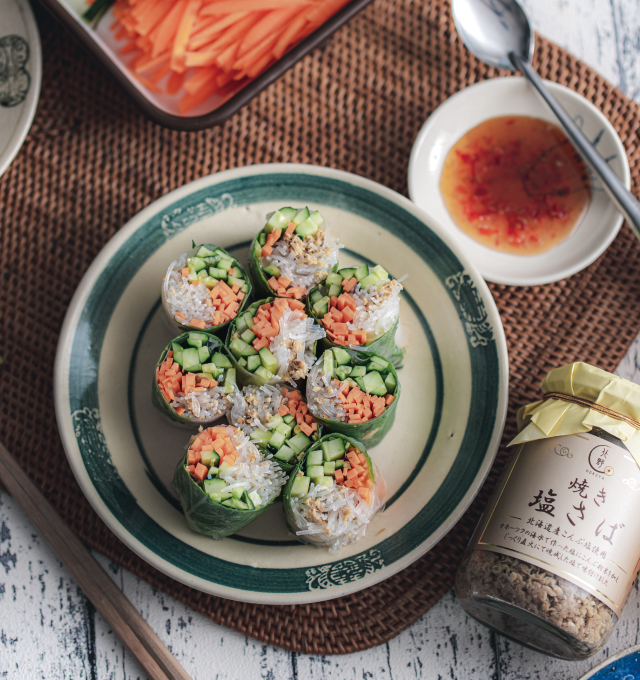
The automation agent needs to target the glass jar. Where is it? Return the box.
[456,364,640,660]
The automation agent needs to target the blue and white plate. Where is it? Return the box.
[54,164,509,605]
[0,0,41,177]
[580,643,640,680]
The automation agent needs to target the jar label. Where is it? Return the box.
[471,433,640,616]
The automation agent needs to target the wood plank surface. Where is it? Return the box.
[2,0,640,678]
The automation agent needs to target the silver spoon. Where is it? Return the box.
[452,0,640,240]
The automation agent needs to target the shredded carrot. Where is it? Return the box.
[101,0,350,113]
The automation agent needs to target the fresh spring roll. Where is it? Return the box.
[282,433,385,551]
[174,425,288,537]
[152,333,237,425]
[307,263,405,367]
[162,243,252,334]
[229,385,321,472]
[306,348,400,448]
[225,297,326,386]
[248,207,342,302]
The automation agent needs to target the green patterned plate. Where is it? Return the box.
[54,164,508,605]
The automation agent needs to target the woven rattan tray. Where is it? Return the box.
[2,0,640,654]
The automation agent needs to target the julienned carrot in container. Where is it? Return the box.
[282,433,385,552]
[307,262,406,368]
[225,296,326,386]
[162,243,251,334]
[174,425,288,537]
[306,348,400,448]
[152,332,237,424]
[248,207,342,302]
[229,384,321,472]
[83,0,353,113]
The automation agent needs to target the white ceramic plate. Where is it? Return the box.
[0,0,41,177]
[54,164,509,605]
[408,77,631,287]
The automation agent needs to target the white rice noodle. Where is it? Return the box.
[229,384,283,432]
[260,224,342,291]
[269,308,326,384]
[290,482,382,552]
[162,253,218,327]
[305,357,347,422]
[348,279,404,341]
[218,428,288,507]
[170,385,231,422]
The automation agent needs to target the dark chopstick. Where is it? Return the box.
[0,442,192,680]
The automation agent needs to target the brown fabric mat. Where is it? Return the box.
[2,0,640,655]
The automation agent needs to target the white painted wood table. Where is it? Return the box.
[2,1,640,678]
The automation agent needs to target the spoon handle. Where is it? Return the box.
[511,53,640,240]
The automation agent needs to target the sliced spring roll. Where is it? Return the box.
[225,297,326,386]
[248,207,342,301]
[174,425,288,537]
[307,263,405,367]
[162,243,252,334]
[283,433,385,551]
[152,333,237,425]
[229,385,321,472]
[306,348,400,448]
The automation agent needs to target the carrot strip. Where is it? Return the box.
[201,0,312,16]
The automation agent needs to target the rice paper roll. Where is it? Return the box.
[248,207,342,302]
[225,297,326,387]
[307,263,405,368]
[306,348,400,448]
[174,425,288,537]
[152,333,237,425]
[162,243,252,335]
[282,433,385,551]
[229,384,321,473]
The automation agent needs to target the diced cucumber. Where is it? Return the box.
[263,264,281,278]
[323,350,334,378]
[230,338,252,359]
[242,312,254,329]
[269,430,287,450]
[275,445,295,462]
[253,240,262,258]
[249,490,262,507]
[224,368,236,393]
[233,499,249,510]
[268,414,283,429]
[325,272,343,285]
[283,414,295,425]
[362,370,387,396]
[318,476,334,489]
[254,366,274,381]
[293,207,310,225]
[183,363,201,375]
[198,346,210,363]
[171,342,182,354]
[321,437,345,461]
[200,450,220,467]
[332,347,352,366]
[295,217,319,238]
[246,355,262,372]
[309,211,324,226]
[310,289,323,304]
[307,450,323,467]
[173,350,183,366]
[230,267,243,278]
[288,432,312,454]
[338,268,356,280]
[312,296,330,316]
[221,499,236,507]
[335,459,344,469]
[354,377,367,392]
[258,232,267,246]
[368,356,390,372]
[385,373,397,392]
[241,329,256,344]
[228,276,245,287]
[237,357,247,368]
[350,365,367,377]
[290,476,310,498]
[187,332,208,348]
[259,347,278,373]
[209,267,227,279]
[182,347,200,368]
[204,277,217,289]
[217,258,233,272]
[243,491,255,510]
[232,487,244,500]
[307,465,324,481]
[371,264,390,281]
[236,315,247,333]
[204,478,227,495]
[249,429,272,444]
[275,423,293,437]
[219,461,232,475]
[335,366,352,381]
[324,461,336,475]
[354,264,369,281]
[278,207,298,222]
[197,269,208,281]
[208,467,219,476]
[328,284,341,297]
[190,257,207,272]
[359,274,380,289]
[196,246,216,258]
[265,210,289,232]
[201,362,217,374]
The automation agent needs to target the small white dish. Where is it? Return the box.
[0,0,41,177]
[408,77,631,287]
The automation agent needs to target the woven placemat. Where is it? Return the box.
[2,0,640,655]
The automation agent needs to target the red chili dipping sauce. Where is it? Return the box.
[440,115,592,255]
